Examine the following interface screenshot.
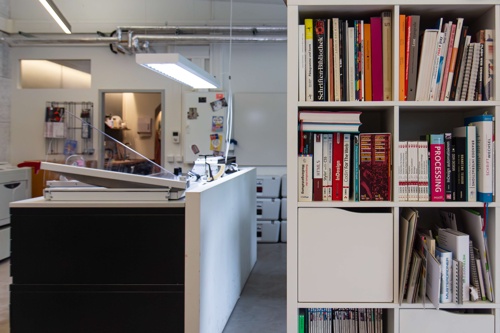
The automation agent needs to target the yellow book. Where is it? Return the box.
[382,11,392,101]
[304,19,314,101]
[363,23,372,101]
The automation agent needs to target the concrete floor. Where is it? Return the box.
[0,242,286,333]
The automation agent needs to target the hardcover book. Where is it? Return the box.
[381,11,392,101]
[298,154,313,202]
[304,18,314,102]
[417,140,429,201]
[429,134,445,201]
[313,133,323,201]
[406,15,420,101]
[313,19,328,101]
[370,17,383,101]
[342,133,351,201]
[332,132,343,201]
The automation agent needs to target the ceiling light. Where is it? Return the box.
[136,53,220,89]
[39,0,72,34]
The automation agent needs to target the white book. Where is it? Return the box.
[429,31,445,101]
[313,133,323,201]
[322,133,333,201]
[398,141,408,201]
[465,114,494,202]
[347,26,356,101]
[298,154,313,202]
[466,42,481,101]
[417,140,429,201]
[435,246,453,303]
[436,21,452,101]
[342,133,351,201]
[298,24,306,102]
[415,29,439,101]
[438,228,470,302]
[407,141,419,201]
[305,19,314,102]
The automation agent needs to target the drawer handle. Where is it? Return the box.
[4,182,21,189]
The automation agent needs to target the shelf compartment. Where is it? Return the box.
[298,207,393,303]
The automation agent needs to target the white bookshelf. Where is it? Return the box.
[286,1,500,332]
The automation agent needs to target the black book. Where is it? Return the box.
[449,25,469,101]
[313,18,328,101]
[452,133,466,201]
[338,19,345,101]
[444,132,453,200]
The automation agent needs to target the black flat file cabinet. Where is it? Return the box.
[10,206,186,333]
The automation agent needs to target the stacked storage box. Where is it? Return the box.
[256,175,281,243]
[280,174,286,243]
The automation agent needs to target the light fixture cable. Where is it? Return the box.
[224,0,234,165]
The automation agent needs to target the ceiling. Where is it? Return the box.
[9,0,287,35]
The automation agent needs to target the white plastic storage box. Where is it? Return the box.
[281,198,287,220]
[257,220,281,243]
[256,175,281,198]
[281,174,287,197]
[281,220,287,243]
[256,198,281,221]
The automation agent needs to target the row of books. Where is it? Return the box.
[298,132,391,202]
[399,114,494,202]
[298,308,384,333]
[299,13,495,102]
[413,17,495,102]
[399,208,494,306]
[300,12,393,102]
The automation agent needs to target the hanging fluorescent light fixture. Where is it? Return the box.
[39,0,72,34]
[136,53,220,89]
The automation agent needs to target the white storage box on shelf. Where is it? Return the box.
[256,197,281,221]
[281,197,287,220]
[280,220,286,243]
[281,174,287,197]
[257,220,281,243]
[256,175,281,198]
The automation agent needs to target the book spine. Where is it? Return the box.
[298,154,313,202]
[332,132,343,200]
[407,15,420,101]
[475,30,485,101]
[363,23,372,101]
[359,133,373,201]
[453,131,467,201]
[469,240,482,300]
[381,11,392,101]
[322,133,333,201]
[347,26,356,101]
[305,19,314,102]
[483,29,494,101]
[439,23,456,101]
[370,17,383,101]
[430,134,445,201]
[372,133,391,201]
[444,18,464,101]
[352,134,360,202]
[327,19,333,102]
[418,140,429,201]
[429,31,445,101]
[342,133,351,201]
[313,19,328,101]
[332,18,341,101]
[299,24,306,102]
[313,133,323,201]
[436,248,453,303]
[466,43,481,101]
[449,25,469,101]
[465,115,494,202]
[444,132,453,200]
[466,126,477,202]
[398,141,408,201]
[458,39,474,101]
[399,14,406,101]
[407,141,419,201]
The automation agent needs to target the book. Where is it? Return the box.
[455,36,472,102]
[429,134,445,201]
[483,29,494,101]
[452,127,467,201]
[327,19,333,101]
[370,17,383,101]
[415,29,439,101]
[300,122,361,133]
[399,14,406,101]
[453,125,476,202]
[425,246,442,308]
[407,141,419,201]
[444,132,453,201]
[298,154,313,201]
[476,256,486,301]
[332,132,343,201]
[313,18,328,101]
[475,30,485,101]
[464,114,494,202]
[304,18,314,102]
[354,20,364,101]
[428,30,445,101]
[399,207,419,301]
[434,21,452,101]
[298,24,306,102]
[406,250,422,303]
[444,18,464,100]
[465,42,481,101]
[332,18,341,101]
[381,11,392,101]
[342,133,351,201]
[359,133,373,201]
[449,24,469,100]
[469,240,481,300]
[452,258,464,304]
[435,246,453,303]
[438,228,470,302]
[439,22,457,101]
[406,15,420,101]
[352,134,360,201]
[398,141,408,201]
[460,208,494,302]
[298,110,362,124]
[417,140,429,201]
[313,133,323,201]
[322,133,333,200]
[347,26,356,101]
[363,22,372,101]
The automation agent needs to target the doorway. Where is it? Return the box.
[99,90,163,172]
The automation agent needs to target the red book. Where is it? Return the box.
[370,17,383,101]
[359,133,373,201]
[332,132,344,200]
[372,133,391,201]
[430,134,446,201]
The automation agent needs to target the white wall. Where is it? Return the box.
[0,0,10,162]
[9,42,287,176]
